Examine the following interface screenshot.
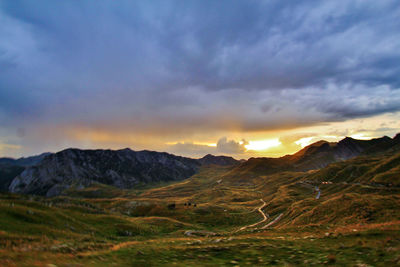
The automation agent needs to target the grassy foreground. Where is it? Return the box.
[1,159,400,266]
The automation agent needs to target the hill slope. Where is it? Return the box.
[224,135,398,182]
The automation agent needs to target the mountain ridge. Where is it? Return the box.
[0,152,51,167]
[224,134,399,181]
[4,134,399,196]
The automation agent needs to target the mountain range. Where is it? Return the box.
[1,134,399,197]
[5,149,240,196]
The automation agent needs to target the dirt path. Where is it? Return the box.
[237,199,267,232]
[261,213,283,229]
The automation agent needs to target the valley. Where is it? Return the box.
[0,135,400,266]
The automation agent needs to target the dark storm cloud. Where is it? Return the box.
[1,0,400,153]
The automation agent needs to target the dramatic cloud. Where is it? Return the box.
[217,137,248,154]
[0,0,399,157]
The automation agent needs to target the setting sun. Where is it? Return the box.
[245,138,281,151]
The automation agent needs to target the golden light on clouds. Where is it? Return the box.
[0,143,22,151]
[166,141,217,147]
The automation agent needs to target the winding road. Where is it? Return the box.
[237,199,268,231]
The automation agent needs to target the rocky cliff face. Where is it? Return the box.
[9,148,201,196]
[0,165,25,192]
[0,152,52,192]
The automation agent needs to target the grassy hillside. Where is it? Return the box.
[305,150,400,186]
[1,149,400,266]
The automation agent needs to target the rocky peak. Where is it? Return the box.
[198,154,240,166]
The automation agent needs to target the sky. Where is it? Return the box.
[1,0,400,159]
